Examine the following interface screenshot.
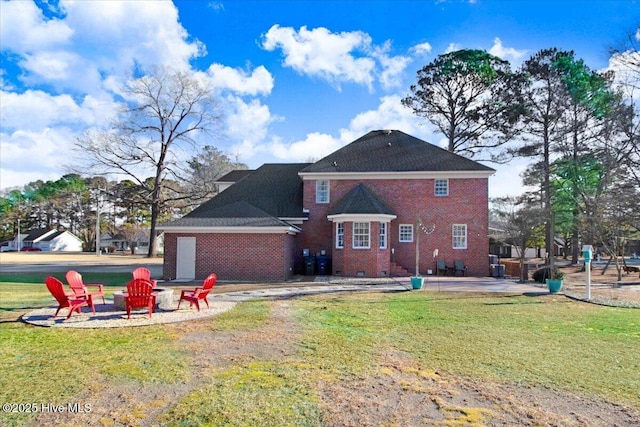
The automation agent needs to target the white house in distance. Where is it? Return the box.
[4,228,83,252]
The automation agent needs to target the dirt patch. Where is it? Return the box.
[318,350,640,427]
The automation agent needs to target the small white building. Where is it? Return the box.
[6,228,83,252]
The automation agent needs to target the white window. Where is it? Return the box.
[435,179,449,196]
[353,222,370,249]
[399,224,414,243]
[379,222,387,249]
[316,180,329,203]
[453,224,467,249]
[336,223,344,249]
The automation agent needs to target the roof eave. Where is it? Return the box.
[299,170,495,180]
[158,225,301,235]
[327,213,398,222]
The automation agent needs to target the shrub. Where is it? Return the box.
[532,266,565,283]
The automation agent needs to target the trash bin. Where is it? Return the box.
[304,256,316,275]
[490,264,505,278]
[316,255,329,275]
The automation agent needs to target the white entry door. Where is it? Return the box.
[176,237,196,280]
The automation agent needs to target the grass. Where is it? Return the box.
[1,279,638,426]
[296,292,640,405]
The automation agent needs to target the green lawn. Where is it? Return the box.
[1,279,638,426]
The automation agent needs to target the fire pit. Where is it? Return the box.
[113,288,174,311]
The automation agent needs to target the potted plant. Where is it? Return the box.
[533,266,565,293]
[545,269,565,293]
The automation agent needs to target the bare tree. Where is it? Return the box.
[74,67,223,257]
[493,196,545,283]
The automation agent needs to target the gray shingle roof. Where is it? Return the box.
[329,184,395,216]
[216,169,254,183]
[164,201,295,228]
[300,130,495,173]
[164,163,311,228]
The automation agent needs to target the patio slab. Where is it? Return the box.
[22,277,548,328]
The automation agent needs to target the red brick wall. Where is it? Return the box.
[163,232,295,282]
[301,177,489,277]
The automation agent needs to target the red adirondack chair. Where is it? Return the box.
[132,267,158,287]
[66,270,106,304]
[123,278,156,319]
[45,277,95,319]
[177,273,217,311]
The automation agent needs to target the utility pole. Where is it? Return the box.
[95,192,103,256]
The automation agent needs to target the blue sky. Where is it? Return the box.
[1,0,638,197]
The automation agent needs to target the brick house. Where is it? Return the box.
[159,130,495,281]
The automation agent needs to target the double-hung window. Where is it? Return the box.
[399,224,413,243]
[379,222,387,249]
[452,224,467,249]
[353,222,370,249]
[316,180,329,203]
[336,223,344,249]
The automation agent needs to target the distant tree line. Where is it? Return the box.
[0,146,246,252]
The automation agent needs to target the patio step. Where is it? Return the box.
[391,262,411,277]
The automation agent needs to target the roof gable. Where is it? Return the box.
[300,130,495,174]
[329,184,395,216]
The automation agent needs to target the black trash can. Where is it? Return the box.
[316,255,329,275]
[304,256,316,275]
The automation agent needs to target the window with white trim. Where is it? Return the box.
[336,223,344,249]
[353,222,370,249]
[452,224,467,249]
[399,224,413,243]
[316,180,329,203]
[379,222,387,249]
[435,179,449,196]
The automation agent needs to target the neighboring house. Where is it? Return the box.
[100,231,164,255]
[159,130,495,281]
[7,228,83,252]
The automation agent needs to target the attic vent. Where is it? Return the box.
[333,161,338,167]
[384,129,392,134]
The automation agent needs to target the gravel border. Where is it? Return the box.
[21,300,238,328]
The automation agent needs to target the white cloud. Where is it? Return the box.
[261,24,413,91]
[207,64,274,96]
[269,132,344,162]
[410,42,433,56]
[0,127,77,188]
[1,0,204,94]
[225,96,281,159]
[488,37,527,63]
[372,41,412,91]
[445,43,462,53]
[1,89,117,132]
[0,0,73,53]
[262,25,376,90]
